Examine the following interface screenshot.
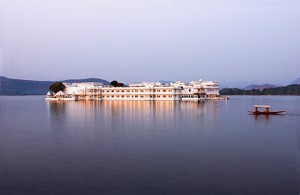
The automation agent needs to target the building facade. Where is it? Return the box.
[46,80,224,101]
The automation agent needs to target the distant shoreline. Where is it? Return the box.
[0,76,110,96]
[1,94,299,97]
[1,76,300,96]
[220,84,300,96]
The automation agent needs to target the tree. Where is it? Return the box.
[110,80,119,87]
[118,82,124,87]
[110,80,126,87]
[49,82,65,93]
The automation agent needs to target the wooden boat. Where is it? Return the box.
[248,105,285,115]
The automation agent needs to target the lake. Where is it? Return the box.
[0,96,299,194]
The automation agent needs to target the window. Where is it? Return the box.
[163,90,166,92]
[140,96,144,98]
[121,90,124,92]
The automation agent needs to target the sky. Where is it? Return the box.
[0,0,299,87]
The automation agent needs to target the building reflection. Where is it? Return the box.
[46,100,222,132]
[46,101,67,131]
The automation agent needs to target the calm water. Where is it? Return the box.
[0,96,300,195]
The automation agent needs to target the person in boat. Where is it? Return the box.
[250,105,285,115]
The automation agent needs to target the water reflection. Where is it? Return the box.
[253,114,270,120]
[2,96,300,195]
[46,101,67,131]
[46,101,222,133]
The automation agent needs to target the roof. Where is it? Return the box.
[254,105,271,108]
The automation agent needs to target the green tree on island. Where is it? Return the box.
[118,82,125,87]
[49,82,65,93]
[110,80,125,87]
[110,80,119,87]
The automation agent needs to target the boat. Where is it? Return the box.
[248,105,285,115]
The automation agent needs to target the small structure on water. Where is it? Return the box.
[248,105,285,115]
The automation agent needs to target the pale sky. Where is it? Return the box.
[0,0,299,86]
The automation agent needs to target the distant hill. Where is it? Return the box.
[0,76,109,95]
[63,78,109,84]
[160,80,175,85]
[244,84,278,91]
[132,80,175,85]
[291,77,300,85]
[220,84,300,95]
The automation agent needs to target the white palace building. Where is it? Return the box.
[46,80,227,101]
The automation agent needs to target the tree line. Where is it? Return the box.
[220,84,300,95]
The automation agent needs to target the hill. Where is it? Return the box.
[0,76,109,95]
[291,77,300,85]
[160,80,175,85]
[63,78,109,84]
[244,84,278,91]
[220,84,300,95]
